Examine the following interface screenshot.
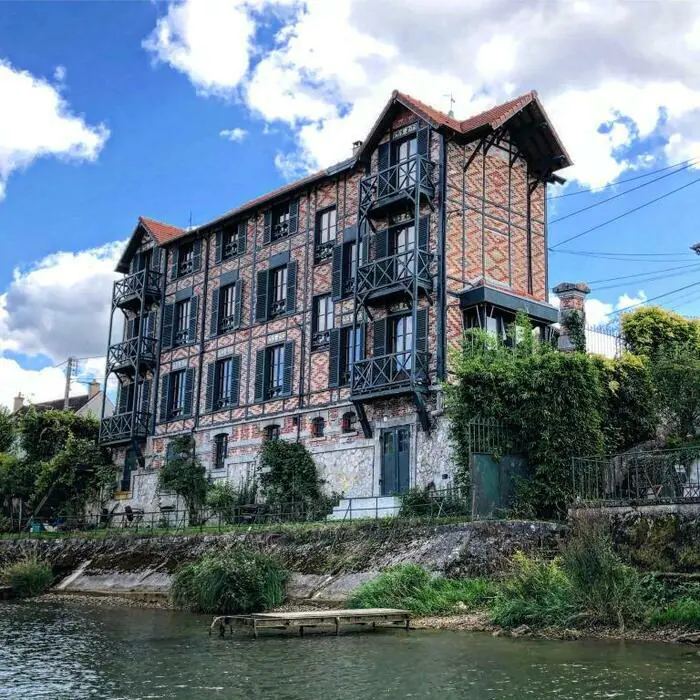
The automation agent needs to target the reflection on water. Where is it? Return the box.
[1,600,699,699]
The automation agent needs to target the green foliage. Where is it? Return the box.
[348,564,495,615]
[0,453,38,502]
[562,310,587,353]
[649,598,700,628]
[0,558,52,598]
[170,548,287,614]
[206,476,258,525]
[621,306,700,358]
[257,439,334,520]
[399,486,470,518]
[0,406,14,453]
[159,436,207,522]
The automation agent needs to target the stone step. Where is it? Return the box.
[327,495,401,521]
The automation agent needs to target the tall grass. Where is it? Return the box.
[649,598,700,628]
[170,548,287,614]
[348,564,494,615]
[0,558,53,598]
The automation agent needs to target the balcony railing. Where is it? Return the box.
[360,155,435,213]
[351,351,430,396]
[113,269,162,309]
[356,249,432,299]
[107,336,157,373]
[99,411,152,445]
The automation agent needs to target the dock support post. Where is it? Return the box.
[253,619,258,639]
[299,626,304,638]
[405,616,410,631]
[335,617,340,636]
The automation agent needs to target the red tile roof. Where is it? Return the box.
[139,216,185,245]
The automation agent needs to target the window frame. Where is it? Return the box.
[221,227,239,260]
[173,299,191,347]
[218,282,237,334]
[312,294,334,349]
[268,265,288,318]
[314,206,337,262]
[340,325,363,386]
[271,202,291,241]
[214,357,234,409]
[266,344,285,399]
[177,241,195,277]
[168,369,186,419]
[264,424,280,441]
[213,433,228,470]
[343,241,357,297]
[311,416,325,438]
[341,411,357,434]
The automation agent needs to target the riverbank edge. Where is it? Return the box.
[26,591,700,646]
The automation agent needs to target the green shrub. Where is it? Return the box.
[649,598,700,628]
[490,552,575,628]
[0,558,52,598]
[348,564,494,615]
[170,548,287,614]
[399,487,470,519]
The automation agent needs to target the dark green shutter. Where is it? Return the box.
[188,296,198,344]
[140,379,151,415]
[233,281,242,329]
[151,247,162,272]
[418,214,430,251]
[210,288,220,337]
[183,368,195,416]
[282,341,294,396]
[263,211,272,244]
[205,362,216,412]
[417,127,429,158]
[229,355,241,406]
[237,220,247,254]
[378,142,390,172]
[328,328,341,388]
[159,373,170,421]
[146,311,156,338]
[255,269,269,322]
[286,261,297,314]
[215,230,223,263]
[170,246,179,280]
[192,239,202,271]
[373,317,387,357]
[254,348,266,402]
[416,308,428,352]
[129,256,137,275]
[117,383,129,414]
[375,229,389,259]
[331,245,342,300]
[288,199,299,235]
[161,303,174,350]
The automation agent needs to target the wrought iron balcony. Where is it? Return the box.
[356,249,433,302]
[107,336,157,376]
[350,351,430,397]
[113,269,162,311]
[360,155,435,216]
[99,411,152,446]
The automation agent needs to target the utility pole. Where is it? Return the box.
[63,356,76,410]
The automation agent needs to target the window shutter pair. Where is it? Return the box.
[159,373,171,422]
[210,283,242,337]
[204,356,241,413]
[188,296,198,343]
[214,221,247,263]
[183,368,195,416]
[253,343,293,402]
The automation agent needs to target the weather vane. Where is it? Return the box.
[444,92,456,118]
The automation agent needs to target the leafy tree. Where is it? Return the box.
[158,435,207,522]
[19,409,99,465]
[0,454,39,503]
[621,306,700,358]
[0,407,14,453]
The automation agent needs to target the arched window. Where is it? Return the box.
[264,424,280,441]
[311,416,325,438]
[341,412,356,434]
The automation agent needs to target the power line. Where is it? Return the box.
[555,250,690,257]
[550,250,695,264]
[549,174,700,250]
[588,262,700,286]
[608,280,700,316]
[550,160,696,224]
[591,265,700,293]
[548,157,698,200]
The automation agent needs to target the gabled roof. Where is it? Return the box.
[115,216,185,273]
[15,394,91,415]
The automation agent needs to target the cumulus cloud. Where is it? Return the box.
[0,59,109,199]
[219,127,248,142]
[143,0,700,187]
[0,241,124,362]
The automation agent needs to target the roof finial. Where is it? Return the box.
[444,92,456,118]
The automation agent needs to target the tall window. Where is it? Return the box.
[271,203,290,240]
[177,241,194,277]
[393,223,415,276]
[312,295,333,348]
[311,416,325,438]
[340,326,363,385]
[215,357,234,408]
[315,207,337,262]
[267,345,285,398]
[343,241,357,296]
[219,283,237,333]
[173,299,191,346]
[213,434,227,469]
[169,370,186,418]
[392,315,413,373]
[392,136,417,188]
[222,227,239,259]
[269,266,287,318]
[264,424,280,441]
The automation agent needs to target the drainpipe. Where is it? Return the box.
[194,233,210,429]
[437,132,448,381]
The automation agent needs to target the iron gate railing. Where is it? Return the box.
[359,154,435,211]
[572,448,700,506]
[351,350,430,395]
[113,269,162,307]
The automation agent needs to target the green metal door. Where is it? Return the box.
[381,426,411,495]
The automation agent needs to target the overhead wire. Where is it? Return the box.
[549,160,696,224]
[607,280,700,316]
[587,262,700,287]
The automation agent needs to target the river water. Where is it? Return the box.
[1,600,699,699]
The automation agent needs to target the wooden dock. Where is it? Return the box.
[213,608,411,638]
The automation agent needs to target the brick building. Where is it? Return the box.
[99,90,570,510]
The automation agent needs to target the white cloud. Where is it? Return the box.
[0,241,124,362]
[219,127,248,142]
[0,59,109,199]
[0,358,81,413]
[53,65,66,82]
[143,0,700,187]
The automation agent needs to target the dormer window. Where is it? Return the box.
[264,200,298,244]
[178,241,194,277]
[272,202,290,240]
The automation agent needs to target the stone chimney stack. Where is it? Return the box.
[352,140,362,156]
[88,380,100,398]
[12,393,24,413]
[553,282,590,352]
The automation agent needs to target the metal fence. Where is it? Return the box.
[585,324,625,359]
[572,448,700,507]
[3,487,473,539]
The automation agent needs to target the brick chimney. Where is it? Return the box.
[352,140,362,156]
[88,380,100,398]
[12,393,24,413]
[553,282,590,352]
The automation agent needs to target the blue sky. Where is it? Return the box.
[2,0,700,408]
